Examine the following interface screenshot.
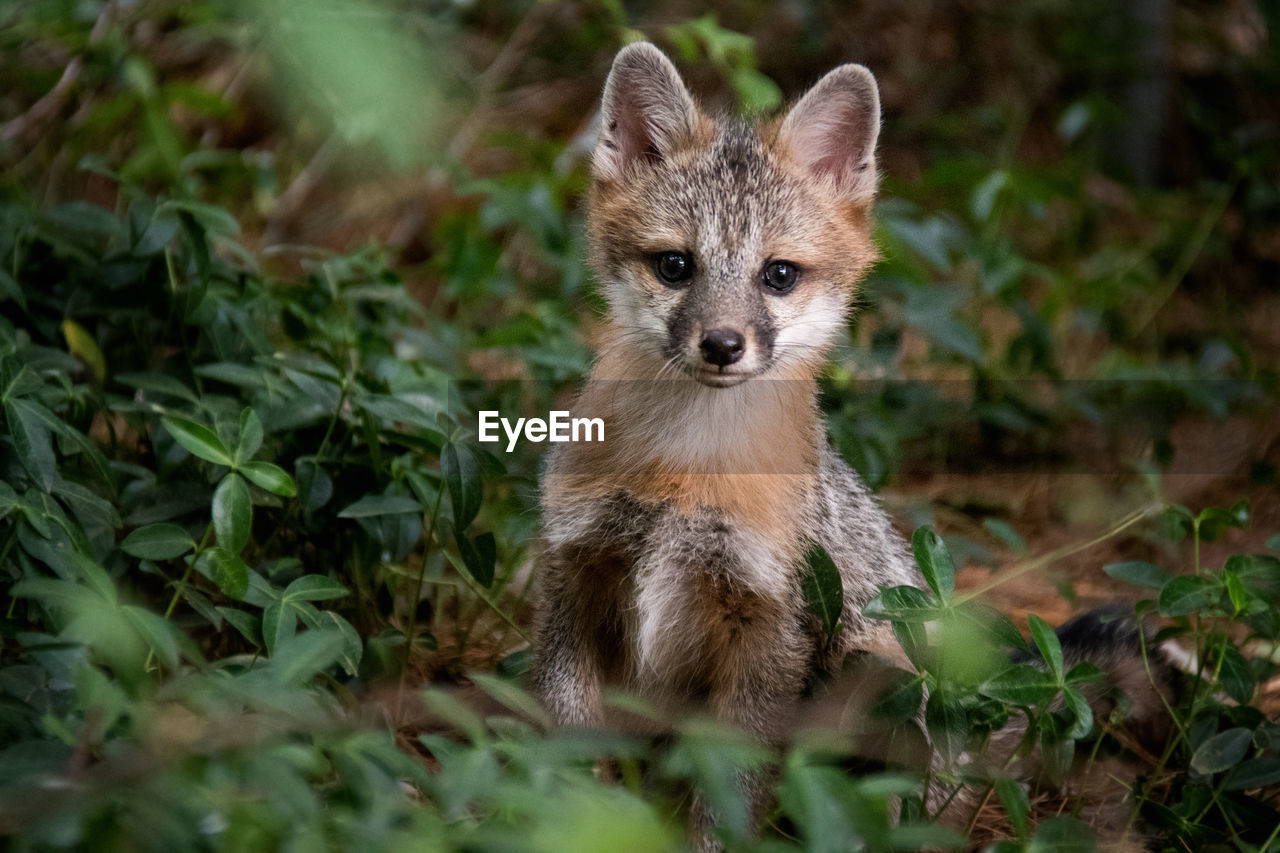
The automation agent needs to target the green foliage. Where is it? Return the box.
[802,540,844,636]
[2,1,1278,850]
[0,176,533,845]
[665,15,782,114]
[863,517,1280,849]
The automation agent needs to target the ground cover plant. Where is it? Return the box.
[2,1,1278,850]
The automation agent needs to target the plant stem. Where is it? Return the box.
[145,521,213,672]
[956,504,1161,603]
[449,554,532,646]
[402,481,446,684]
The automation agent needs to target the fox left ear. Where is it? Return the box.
[778,64,881,203]
[594,42,702,182]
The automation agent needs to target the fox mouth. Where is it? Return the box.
[691,366,754,388]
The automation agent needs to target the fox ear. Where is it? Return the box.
[778,64,881,202]
[595,42,701,181]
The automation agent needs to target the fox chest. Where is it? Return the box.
[547,492,804,688]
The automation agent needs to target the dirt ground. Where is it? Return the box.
[888,406,1280,718]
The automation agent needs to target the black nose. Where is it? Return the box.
[699,328,745,367]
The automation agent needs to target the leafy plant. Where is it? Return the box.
[2,1,1278,850]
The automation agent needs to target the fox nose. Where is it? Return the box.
[699,328,745,367]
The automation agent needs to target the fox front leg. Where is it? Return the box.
[691,607,810,845]
[531,547,631,728]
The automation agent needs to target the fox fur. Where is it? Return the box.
[530,41,1176,841]
[533,41,913,739]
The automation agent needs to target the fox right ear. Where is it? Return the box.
[778,64,881,204]
[594,42,701,181]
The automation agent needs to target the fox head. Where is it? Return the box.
[587,42,881,388]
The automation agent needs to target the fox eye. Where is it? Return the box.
[653,251,694,286]
[763,260,800,294]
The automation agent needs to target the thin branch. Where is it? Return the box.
[1,1,116,145]
[386,1,559,248]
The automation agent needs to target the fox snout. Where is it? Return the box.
[686,320,765,387]
[699,328,744,366]
[664,284,777,386]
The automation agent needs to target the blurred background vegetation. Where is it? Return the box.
[1,0,1278,850]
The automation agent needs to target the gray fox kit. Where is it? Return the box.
[533,40,915,739]
[531,40,1174,836]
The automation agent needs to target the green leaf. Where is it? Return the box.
[337,493,422,518]
[134,206,180,254]
[236,408,263,463]
[122,605,180,669]
[1197,500,1249,541]
[121,523,196,560]
[262,601,296,656]
[955,600,1028,653]
[497,649,529,680]
[283,574,350,602]
[730,67,782,113]
[1190,728,1253,775]
[1062,685,1094,740]
[469,672,551,728]
[194,362,267,388]
[1266,533,1280,552]
[1028,613,1063,683]
[421,688,487,746]
[912,525,955,602]
[925,689,968,762]
[200,546,249,600]
[441,441,482,532]
[182,586,222,629]
[53,480,120,529]
[971,169,1009,223]
[980,663,1060,706]
[160,199,241,237]
[1158,575,1223,616]
[455,530,496,588]
[1227,553,1280,595]
[242,571,278,607]
[1028,816,1097,853]
[1064,661,1104,686]
[2,360,43,399]
[240,461,297,497]
[1103,561,1173,589]
[69,552,118,604]
[801,540,844,634]
[314,611,362,676]
[212,473,252,554]
[1156,504,1194,542]
[983,518,1027,555]
[0,267,26,310]
[1224,568,1249,613]
[0,481,18,522]
[871,669,924,722]
[5,399,57,491]
[115,372,198,403]
[263,629,346,683]
[295,457,333,513]
[863,584,938,622]
[1223,758,1280,791]
[995,777,1030,842]
[217,607,260,645]
[885,824,967,851]
[1214,644,1255,705]
[891,619,929,669]
[163,416,233,466]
